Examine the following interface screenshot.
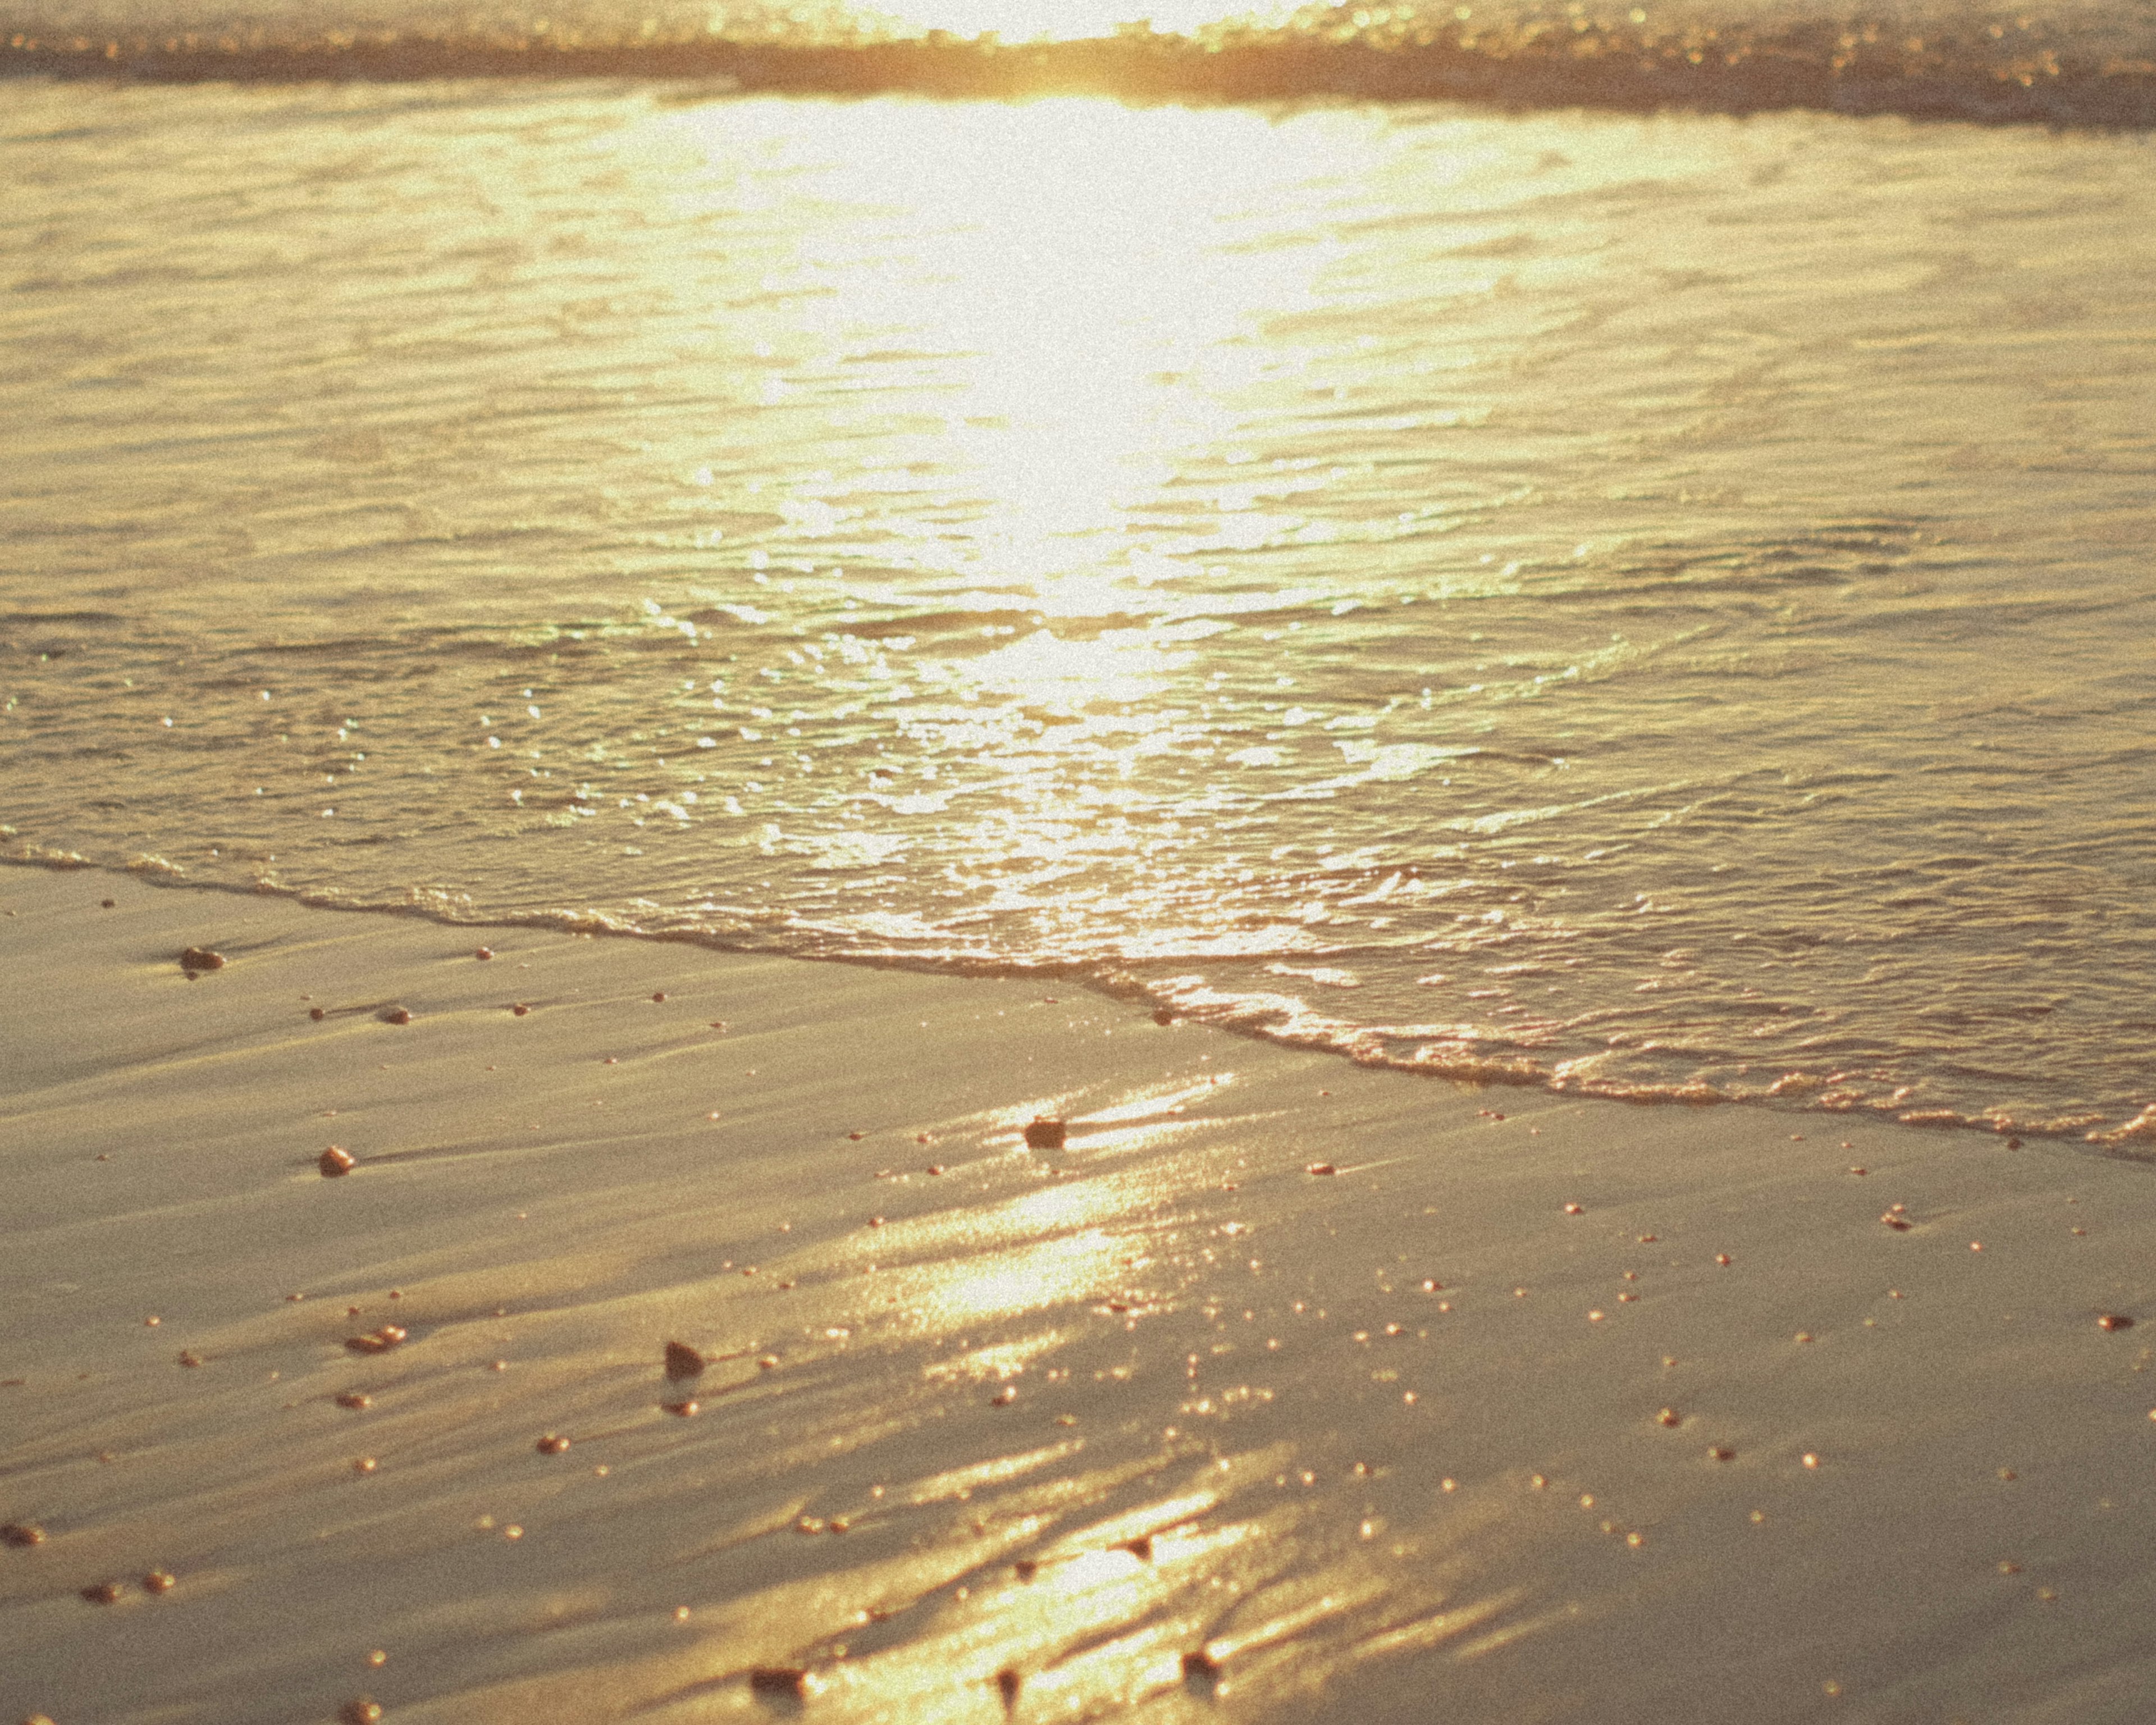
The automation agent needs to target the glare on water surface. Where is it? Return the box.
[856,0,1300,36]
[4,78,2154,1142]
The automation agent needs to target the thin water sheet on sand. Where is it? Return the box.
[3,866,2155,1724]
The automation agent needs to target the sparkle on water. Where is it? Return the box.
[2,75,2153,1147]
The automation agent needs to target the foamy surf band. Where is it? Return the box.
[4,24,2153,128]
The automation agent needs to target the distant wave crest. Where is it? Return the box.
[4,1,2154,126]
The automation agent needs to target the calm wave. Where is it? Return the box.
[2,66,2152,1147]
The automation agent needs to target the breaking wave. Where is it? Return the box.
[4,0,2154,126]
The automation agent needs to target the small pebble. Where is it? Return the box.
[340,1701,383,1725]
[664,1340,707,1379]
[319,1146,356,1178]
[344,1325,407,1354]
[352,1457,377,1474]
[1707,1445,1735,1462]
[177,1351,202,1368]
[1307,1162,1337,1176]
[996,1667,1022,1709]
[179,947,225,972]
[1024,1118,1068,1150]
[141,1571,175,1594]
[1,1522,45,1547]
[1563,1202,1584,1215]
[511,1003,530,1015]
[652,992,666,1003]
[748,1669,810,1699]
[990,1386,1017,1406]
[1182,1648,1223,1682]
[309,1006,326,1021]
[2099,1313,2135,1331]
[335,1392,372,1410]
[81,1580,124,1604]
[663,1400,700,1417]
[536,1435,571,1455]
[475,947,493,960]
[1657,1408,1682,1427]
[1153,1009,1175,1026]
[1715,1254,1732,1266]
[379,1006,411,1025]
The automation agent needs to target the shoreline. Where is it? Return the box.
[7,856,2127,1153]
[6,864,2156,1723]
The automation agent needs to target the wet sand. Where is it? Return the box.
[4,864,2155,1724]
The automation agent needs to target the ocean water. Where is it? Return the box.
[2,1,2152,1146]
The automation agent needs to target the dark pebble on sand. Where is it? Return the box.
[309,1006,326,1021]
[1307,1162,1337,1176]
[141,1570,175,1594]
[996,1667,1022,1709]
[536,1434,571,1454]
[1,1522,45,1547]
[344,1326,406,1354]
[319,1146,356,1178]
[179,947,225,973]
[664,1340,707,1379]
[1182,1649,1223,1683]
[1024,1118,1067,1150]
[511,1003,530,1016]
[340,1701,384,1725]
[749,1667,810,1699]
[80,1580,124,1604]
[2099,1313,2135,1331]
[379,1006,412,1025]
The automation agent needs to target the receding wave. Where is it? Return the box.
[5,1,2155,127]
[10,847,2150,1153]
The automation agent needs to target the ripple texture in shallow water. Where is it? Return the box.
[2,83,2152,1144]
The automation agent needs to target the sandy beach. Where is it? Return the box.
[3,862,2154,1723]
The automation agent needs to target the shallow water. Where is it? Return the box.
[2,63,2153,1143]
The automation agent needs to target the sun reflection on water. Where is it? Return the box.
[662,93,1335,608]
[856,0,1301,44]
